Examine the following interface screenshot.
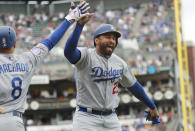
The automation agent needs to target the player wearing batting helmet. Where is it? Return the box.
[0,26,16,49]
[93,24,121,47]
[0,1,90,131]
[64,2,160,130]
[64,1,160,130]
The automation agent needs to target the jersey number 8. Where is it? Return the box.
[11,77,22,100]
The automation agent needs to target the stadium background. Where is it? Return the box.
[0,0,194,131]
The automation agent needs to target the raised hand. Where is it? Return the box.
[65,0,91,22]
[77,13,94,25]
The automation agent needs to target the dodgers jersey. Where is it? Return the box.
[0,43,48,113]
[75,48,137,110]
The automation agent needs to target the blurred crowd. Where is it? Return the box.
[121,107,177,131]
[0,0,178,130]
[125,50,174,75]
[0,0,175,78]
[26,102,177,131]
[27,86,76,100]
[0,0,174,47]
[80,0,174,46]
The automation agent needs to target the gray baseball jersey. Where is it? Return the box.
[0,43,48,113]
[75,47,137,110]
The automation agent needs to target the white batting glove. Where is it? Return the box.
[65,1,90,21]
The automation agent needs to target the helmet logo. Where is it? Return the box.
[2,37,7,47]
[110,26,115,30]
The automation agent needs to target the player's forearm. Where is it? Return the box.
[64,23,84,64]
[41,19,72,50]
[128,81,156,109]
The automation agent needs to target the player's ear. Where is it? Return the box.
[95,38,99,45]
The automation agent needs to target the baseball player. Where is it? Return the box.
[0,1,90,131]
[64,12,159,131]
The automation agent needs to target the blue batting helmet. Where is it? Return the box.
[93,24,121,46]
[0,26,16,49]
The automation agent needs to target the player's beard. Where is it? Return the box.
[99,42,116,58]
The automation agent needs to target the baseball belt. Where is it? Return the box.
[0,111,22,118]
[13,111,23,118]
[78,106,115,116]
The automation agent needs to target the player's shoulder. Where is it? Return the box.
[15,52,31,62]
[111,53,129,70]
[0,54,19,62]
[3,53,30,64]
[78,47,95,54]
[111,53,126,63]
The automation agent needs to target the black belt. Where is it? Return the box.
[13,111,23,118]
[79,107,115,116]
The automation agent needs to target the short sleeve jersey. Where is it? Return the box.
[74,48,137,110]
[0,43,48,113]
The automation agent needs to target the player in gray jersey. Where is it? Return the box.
[64,10,160,131]
[0,1,90,131]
